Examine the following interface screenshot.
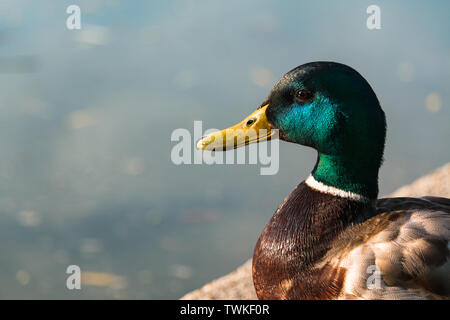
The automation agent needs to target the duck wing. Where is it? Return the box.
[321,196,450,299]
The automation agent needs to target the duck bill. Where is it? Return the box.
[196,104,276,151]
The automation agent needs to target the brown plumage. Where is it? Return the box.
[252,183,450,300]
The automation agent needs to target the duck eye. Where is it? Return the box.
[294,89,313,102]
[246,118,255,126]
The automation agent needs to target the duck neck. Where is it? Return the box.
[312,152,379,200]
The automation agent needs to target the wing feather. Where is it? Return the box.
[322,197,450,299]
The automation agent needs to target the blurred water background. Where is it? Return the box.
[0,0,448,299]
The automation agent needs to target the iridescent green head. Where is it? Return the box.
[197,62,386,199]
[266,62,386,199]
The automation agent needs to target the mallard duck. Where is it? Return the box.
[196,62,450,300]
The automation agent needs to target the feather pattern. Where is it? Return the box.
[322,197,450,299]
[253,183,450,300]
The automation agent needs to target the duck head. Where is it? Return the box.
[197,62,386,199]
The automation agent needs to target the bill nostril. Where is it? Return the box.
[246,118,255,126]
[198,134,215,146]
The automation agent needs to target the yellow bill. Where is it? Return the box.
[196,104,276,151]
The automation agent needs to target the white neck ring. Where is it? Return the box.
[305,174,371,203]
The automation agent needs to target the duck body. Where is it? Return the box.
[253,178,450,299]
[253,179,372,299]
[197,61,450,299]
